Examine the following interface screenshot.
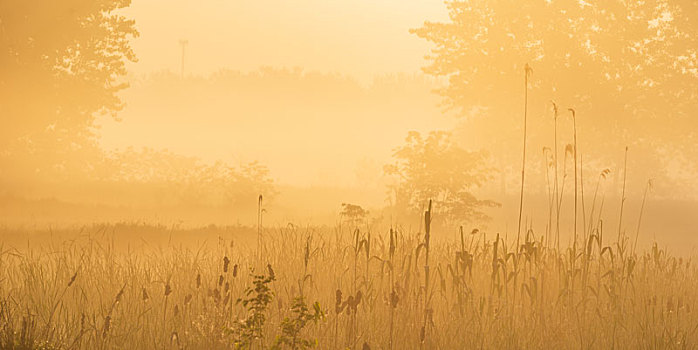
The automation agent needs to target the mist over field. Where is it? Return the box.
[2,0,698,349]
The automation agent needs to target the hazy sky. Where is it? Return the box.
[122,0,449,81]
[100,0,454,187]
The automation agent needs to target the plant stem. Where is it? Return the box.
[569,109,578,250]
[617,147,628,250]
[516,64,532,250]
[257,194,263,267]
[633,180,651,254]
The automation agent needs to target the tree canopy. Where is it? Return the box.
[0,0,138,176]
[412,0,698,189]
[385,131,497,225]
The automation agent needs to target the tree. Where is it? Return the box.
[340,203,369,227]
[411,0,698,191]
[0,0,138,179]
[384,131,497,225]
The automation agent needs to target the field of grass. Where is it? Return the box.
[0,219,696,350]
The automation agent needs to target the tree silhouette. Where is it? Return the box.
[384,131,497,225]
[340,203,369,227]
[0,0,138,178]
[412,0,698,185]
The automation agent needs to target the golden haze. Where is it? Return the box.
[1,0,697,349]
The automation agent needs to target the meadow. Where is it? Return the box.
[4,0,698,349]
[1,213,696,350]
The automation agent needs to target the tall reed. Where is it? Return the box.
[516,64,533,248]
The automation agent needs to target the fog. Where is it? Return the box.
[2,0,697,252]
[5,2,698,349]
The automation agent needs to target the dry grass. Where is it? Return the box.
[0,220,696,350]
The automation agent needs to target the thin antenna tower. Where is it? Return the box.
[178,39,189,79]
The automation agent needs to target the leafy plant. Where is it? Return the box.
[272,297,325,350]
[231,268,276,349]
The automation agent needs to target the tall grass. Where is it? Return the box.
[0,75,691,349]
[0,209,695,350]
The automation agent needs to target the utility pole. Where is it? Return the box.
[178,39,188,79]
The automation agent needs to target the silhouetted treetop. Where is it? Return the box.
[412,0,697,120]
[385,131,497,225]
[0,0,138,147]
[412,0,698,187]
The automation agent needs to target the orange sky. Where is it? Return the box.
[121,0,448,81]
[99,0,454,188]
